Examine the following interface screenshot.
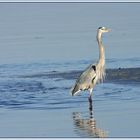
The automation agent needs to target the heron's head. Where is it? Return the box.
[98,27,111,33]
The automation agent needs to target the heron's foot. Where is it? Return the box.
[88,96,93,111]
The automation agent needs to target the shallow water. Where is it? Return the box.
[0,59,140,111]
[0,60,140,137]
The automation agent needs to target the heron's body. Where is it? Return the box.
[71,27,110,108]
[71,61,105,96]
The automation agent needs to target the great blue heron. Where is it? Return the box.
[71,27,110,109]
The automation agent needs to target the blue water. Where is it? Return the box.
[0,58,140,110]
[0,59,140,137]
[0,3,140,137]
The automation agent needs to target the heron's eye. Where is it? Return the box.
[98,27,102,29]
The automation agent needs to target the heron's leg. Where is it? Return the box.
[88,88,93,111]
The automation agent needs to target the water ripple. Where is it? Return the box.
[0,61,140,110]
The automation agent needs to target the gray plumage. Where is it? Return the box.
[71,27,110,97]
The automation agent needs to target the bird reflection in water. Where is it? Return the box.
[72,106,108,138]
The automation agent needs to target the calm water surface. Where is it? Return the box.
[0,3,140,137]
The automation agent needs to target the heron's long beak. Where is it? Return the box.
[107,28,111,32]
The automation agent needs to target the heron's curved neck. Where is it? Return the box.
[97,31,105,67]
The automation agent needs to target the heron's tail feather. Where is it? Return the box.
[70,84,81,96]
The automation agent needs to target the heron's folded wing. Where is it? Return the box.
[77,64,96,85]
[71,64,96,95]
